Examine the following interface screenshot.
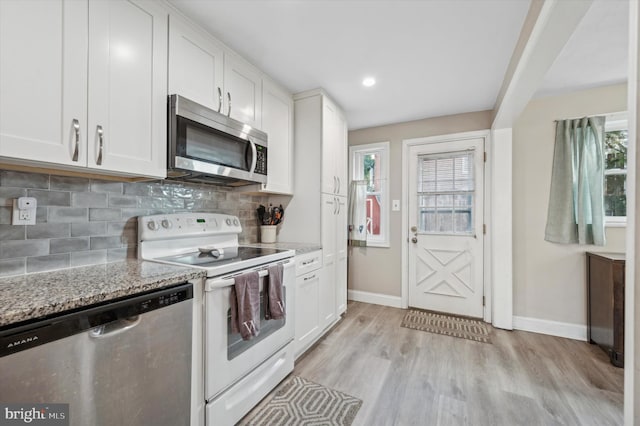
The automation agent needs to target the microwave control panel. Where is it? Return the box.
[255,145,267,175]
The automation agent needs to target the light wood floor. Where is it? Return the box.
[244,301,624,426]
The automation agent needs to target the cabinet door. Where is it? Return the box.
[320,194,337,328]
[87,0,167,178]
[335,112,349,197]
[224,54,262,129]
[0,0,87,166]
[335,196,348,315]
[294,269,322,358]
[321,99,338,194]
[261,79,293,194]
[169,15,224,112]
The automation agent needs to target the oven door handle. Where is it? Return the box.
[205,260,294,291]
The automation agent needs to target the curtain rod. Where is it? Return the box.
[554,111,627,122]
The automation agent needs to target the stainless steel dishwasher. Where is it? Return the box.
[0,282,193,426]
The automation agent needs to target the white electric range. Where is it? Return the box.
[138,212,295,426]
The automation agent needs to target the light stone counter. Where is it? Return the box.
[0,260,205,327]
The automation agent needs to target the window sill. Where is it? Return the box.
[605,221,627,228]
[363,241,390,248]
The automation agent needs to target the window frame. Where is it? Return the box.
[604,112,628,227]
[349,141,390,247]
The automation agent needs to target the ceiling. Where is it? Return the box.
[536,0,629,98]
[168,0,628,131]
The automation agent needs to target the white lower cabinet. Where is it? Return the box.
[294,250,323,359]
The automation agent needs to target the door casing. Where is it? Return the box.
[402,130,492,323]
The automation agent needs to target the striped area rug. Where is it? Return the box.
[401,309,492,344]
[240,376,362,426]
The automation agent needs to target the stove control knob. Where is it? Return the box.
[233,219,239,226]
[161,219,172,229]
[147,220,159,231]
[225,218,232,226]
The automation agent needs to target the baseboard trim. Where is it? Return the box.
[512,315,587,341]
[347,289,402,308]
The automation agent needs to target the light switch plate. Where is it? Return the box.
[392,199,400,211]
[12,198,36,225]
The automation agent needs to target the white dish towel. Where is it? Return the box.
[348,181,367,247]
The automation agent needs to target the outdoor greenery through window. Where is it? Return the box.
[350,142,390,247]
[604,117,628,222]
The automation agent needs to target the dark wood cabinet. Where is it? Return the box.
[586,252,625,367]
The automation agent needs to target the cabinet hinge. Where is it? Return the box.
[483,296,486,306]
[483,224,486,235]
[484,152,487,162]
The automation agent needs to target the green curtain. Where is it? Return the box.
[545,116,606,246]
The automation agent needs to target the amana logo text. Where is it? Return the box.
[6,336,38,349]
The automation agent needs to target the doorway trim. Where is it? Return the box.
[401,129,493,323]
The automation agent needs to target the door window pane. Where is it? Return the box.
[417,151,475,235]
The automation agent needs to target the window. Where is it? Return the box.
[417,150,475,234]
[349,142,390,247]
[604,113,627,226]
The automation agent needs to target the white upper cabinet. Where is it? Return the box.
[224,54,262,129]
[335,111,348,197]
[321,98,348,196]
[0,0,88,166]
[87,0,167,177]
[261,78,293,194]
[168,14,224,113]
[0,0,167,178]
[168,14,294,194]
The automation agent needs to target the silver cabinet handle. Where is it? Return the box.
[333,176,337,194]
[96,125,104,166]
[71,119,80,162]
[217,87,222,113]
[227,92,231,117]
[334,197,338,215]
[303,274,316,281]
[337,177,341,194]
[337,199,341,215]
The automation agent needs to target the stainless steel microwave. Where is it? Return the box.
[168,94,268,186]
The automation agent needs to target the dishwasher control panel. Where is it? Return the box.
[0,283,193,357]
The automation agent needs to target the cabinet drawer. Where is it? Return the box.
[296,250,322,276]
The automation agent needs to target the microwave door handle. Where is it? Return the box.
[249,139,258,173]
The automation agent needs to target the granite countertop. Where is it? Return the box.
[247,242,322,255]
[0,261,206,328]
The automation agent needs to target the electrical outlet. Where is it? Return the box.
[12,198,37,225]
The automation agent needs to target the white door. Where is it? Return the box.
[321,98,338,195]
[87,0,167,178]
[168,14,224,112]
[408,138,484,318]
[261,79,293,194]
[0,0,87,166]
[223,54,262,129]
[335,196,348,315]
[320,194,337,328]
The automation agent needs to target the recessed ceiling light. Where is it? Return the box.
[362,77,376,87]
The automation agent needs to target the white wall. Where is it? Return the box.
[513,83,627,326]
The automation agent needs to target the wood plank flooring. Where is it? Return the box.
[242,301,623,426]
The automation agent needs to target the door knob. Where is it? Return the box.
[411,226,417,232]
[411,237,418,244]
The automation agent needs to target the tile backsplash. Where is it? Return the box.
[0,170,268,277]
